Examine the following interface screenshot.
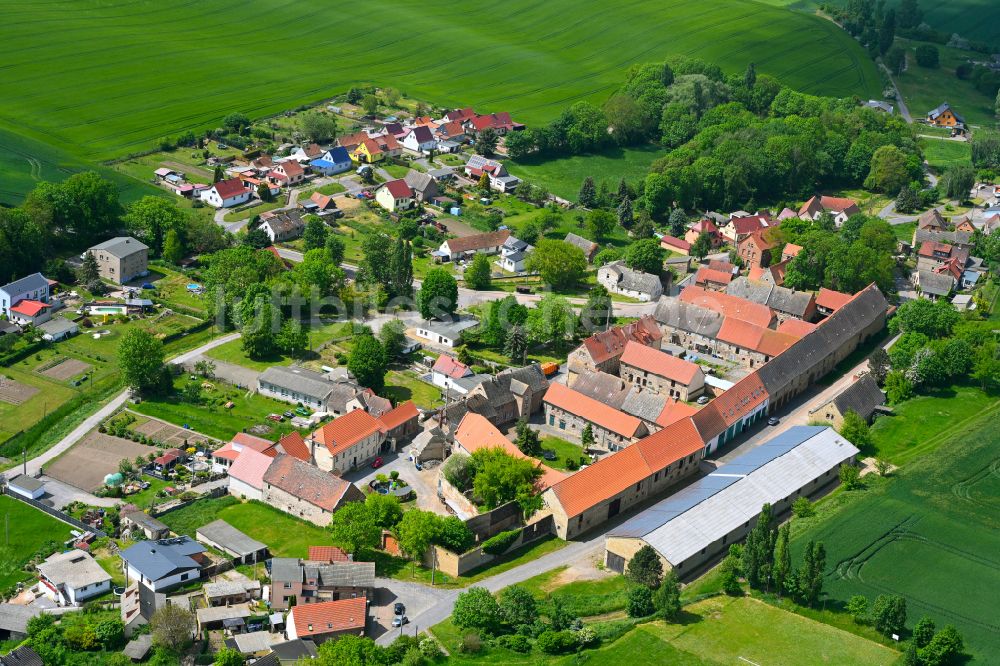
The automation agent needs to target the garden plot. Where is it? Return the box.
[0,376,39,405]
[38,357,92,382]
[45,431,157,491]
[132,417,211,448]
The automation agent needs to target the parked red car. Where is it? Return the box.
[370,457,384,469]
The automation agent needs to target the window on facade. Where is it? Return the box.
[284,582,291,589]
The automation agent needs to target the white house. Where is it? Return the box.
[289,143,325,163]
[401,126,437,154]
[201,178,251,208]
[37,550,112,606]
[120,537,206,592]
[430,355,488,395]
[310,147,352,175]
[597,261,662,302]
[497,236,530,272]
[7,474,44,500]
[414,317,479,348]
[0,273,51,322]
[374,179,415,212]
[227,448,272,502]
[463,155,520,193]
[272,160,306,186]
[258,210,306,243]
[436,229,510,262]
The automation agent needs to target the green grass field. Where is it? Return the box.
[792,399,1000,663]
[508,145,665,199]
[919,137,972,172]
[383,370,443,410]
[0,0,879,202]
[532,436,585,472]
[0,496,73,590]
[159,496,330,558]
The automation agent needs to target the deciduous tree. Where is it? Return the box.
[348,333,387,392]
[464,252,492,290]
[150,605,195,651]
[525,240,587,290]
[418,268,458,319]
[118,329,165,394]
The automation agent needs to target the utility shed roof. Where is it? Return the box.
[609,426,858,565]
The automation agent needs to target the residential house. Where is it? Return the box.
[912,226,973,250]
[212,432,277,473]
[725,278,817,322]
[437,229,510,262]
[694,267,732,291]
[414,317,479,348]
[374,179,415,212]
[916,240,969,274]
[815,287,852,317]
[345,388,393,418]
[259,210,307,243]
[798,195,860,227]
[309,409,386,473]
[497,235,531,272]
[714,317,799,369]
[120,509,169,540]
[376,401,420,444]
[918,208,949,232]
[372,134,402,158]
[564,233,599,263]
[618,341,705,401]
[597,261,662,301]
[431,354,478,394]
[864,100,894,114]
[465,112,523,136]
[542,417,705,539]
[719,213,773,244]
[270,557,375,611]
[258,366,361,413]
[88,237,149,285]
[460,364,549,426]
[37,550,112,606]
[0,273,51,322]
[286,597,367,644]
[403,171,438,203]
[310,147,353,176]
[445,107,477,122]
[543,383,648,452]
[737,231,773,270]
[38,318,78,342]
[927,102,966,131]
[684,219,723,248]
[566,316,663,380]
[401,126,437,154]
[290,144,324,163]
[227,447,274,501]
[120,537,208,591]
[452,413,565,490]
[914,270,955,300]
[463,155,520,192]
[202,178,251,208]
[435,121,467,143]
[261,454,364,526]
[196,520,267,564]
[271,160,306,186]
[814,373,885,429]
[337,132,371,152]
[351,138,386,164]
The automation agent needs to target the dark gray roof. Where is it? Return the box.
[758,285,889,398]
[928,102,965,124]
[308,561,375,588]
[122,509,168,533]
[726,277,813,318]
[416,317,479,340]
[261,210,306,236]
[620,388,668,423]
[269,557,302,584]
[196,519,266,558]
[120,536,205,581]
[913,227,973,248]
[38,318,78,336]
[0,646,43,666]
[831,374,885,421]
[0,273,49,297]
[564,233,598,257]
[0,604,42,635]
[89,236,148,258]
[8,474,43,493]
[917,270,954,296]
[472,364,549,411]
[268,639,319,661]
[654,298,725,338]
[404,170,437,195]
[602,261,660,295]
[258,366,339,403]
[122,634,153,660]
[570,371,629,409]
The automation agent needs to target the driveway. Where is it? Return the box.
[342,449,449,516]
[186,357,259,391]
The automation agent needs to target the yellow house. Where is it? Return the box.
[351,138,385,164]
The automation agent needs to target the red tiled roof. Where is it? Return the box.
[717,318,797,357]
[358,138,383,155]
[918,240,953,258]
[377,401,419,433]
[782,243,803,258]
[307,545,350,562]
[619,341,701,385]
[376,134,401,151]
[655,399,699,428]
[432,355,471,379]
[262,454,356,511]
[290,597,366,637]
[9,300,49,317]
[692,372,768,439]
[695,267,733,286]
[660,235,691,252]
[381,179,413,200]
[776,318,817,338]
[443,229,510,254]
[581,316,662,365]
[277,431,311,462]
[741,229,774,251]
[213,178,247,199]
[680,285,775,328]
[691,219,719,234]
[312,409,382,456]
[339,132,370,149]
[544,383,643,438]
[815,287,852,311]
[548,417,702,518]
[454,413,564,489]
[707,260,735,274]
[277,160,304,177]
[730,215,770,236]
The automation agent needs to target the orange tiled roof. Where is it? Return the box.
[695,267,733,287]
[717,318,797,357]
[277,431,311,462]
[680,285,775,328]
[544,383,644,438]
[311,409,382,456]
[619,341,701,385]
[776,318,817,338]
[655,399,699,428]
[307,545,350,562]
[815,287,852,311]
[377,401,419,433]
[290,597,366,637]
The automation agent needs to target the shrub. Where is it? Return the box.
[481,529,521,556]
[915,44,940,68]
[536,629,578,655]
[494,633,531,653]
[625,586,655,618]
[792,496,815,518]
[459,633,482,654]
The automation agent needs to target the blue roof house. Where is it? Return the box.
[311,147,352,175]
[120,537,207,591]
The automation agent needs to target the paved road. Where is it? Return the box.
[879,63,912,123]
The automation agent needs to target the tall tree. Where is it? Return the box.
[668,207,688,237]
[150,605,195,652]
[388,237,414,298]
[617,195,634,229]
[118,329,165,394]
[464,252,492,290]
[359,233,393,289]
[477,128,499,156]
[625,238,665,274]
[303,217,329,251]
[579,284,613,333]
[123,196,186,256]
[691,231,713,259]
[587,209,616,240]
[743,62,757,88]
[514,419,541,456]
[328,501,382,555]
[504,324,527,363]
[773,523,792,597]
[578,177,598,208]
[654,570,682,620]
[349,333,387,392]
[626,545,664,588]
[418,268,458,319]
[239,287,279,359]
[379,319,407,359]
[162,228,184,265]
[525,240,587,290]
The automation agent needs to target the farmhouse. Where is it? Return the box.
[660,235,691,255]
[927,102,966,131]
[374,179,414,212]
[564,233,599,262]
[0,273,52,323]
[725,278,816,322]
[37,550,112,606]
[0,604,42,642]
[813,373,885,429]
[543,382,647,451]
[437,229,510,262]
[413,317,479,348]
[597,261,662,301]
[618,341,705,401]
[604,426,859,576]
[269,557,375,610]
[258,210,306,243]
[202,178,251,208]
[120,537,207,592]
[88,236,149,285]
[566,316,662,380]
[798,195,860,226]
[679,285,776,328]
[542,417,705,539]
[685,219,724,248]
[261,454,364,526]
[196,520,268,564]
[444,364,550,428]
[719,213,773,244]
[736,231,773,270]
[376,400,420,443]
[309,408,386,473]
[212,432,277,473]
[286,597,367,644]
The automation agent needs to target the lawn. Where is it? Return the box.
[517,566,632,617]
[919,137,972,172]
[381,163,412,179]
[132,375,308,441]
[383,370,443,409]
[0,355,81,443]
[146,263,211,316]
[300,181,347,198]
[0,496,73,591]
[870,384,999,464]
[0,0,879,202]
[205,322,351,371]
[159,496,331,558]
[532,436,585,472]
[223,200,283,223]
[791,400,1000,663]
[507,145,665,200]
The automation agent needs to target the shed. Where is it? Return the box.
[7,474,44,500]
[196,520,267,563]
[122,634,153,662]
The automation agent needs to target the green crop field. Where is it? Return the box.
[0,496,73,591]
[792,402,1000,663]
[0,0,880,200]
